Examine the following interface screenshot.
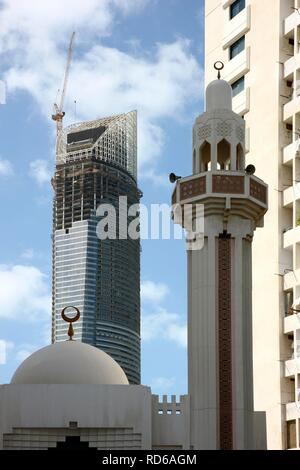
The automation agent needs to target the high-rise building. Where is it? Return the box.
[51,111,141,384]
[205,0,300,450]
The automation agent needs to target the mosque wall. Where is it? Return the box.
[0,384,151,450]
[0,385,190,450]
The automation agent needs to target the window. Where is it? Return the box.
[230,0,245,19]
[230,36,245,60]
[232,76,245,97]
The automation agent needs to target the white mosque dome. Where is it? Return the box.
[206,79,232,111]
[10,340,129,385]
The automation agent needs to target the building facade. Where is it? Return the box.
[52,111,141,384]
[205,0,300,449]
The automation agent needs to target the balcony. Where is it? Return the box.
[224,47,250,84]
[232,87,250,115]
[284,53,300,80]
[283,141,300,166]
[286,402,300,421]
[285,358,300,377]
[284,96,300,122]
[222,5,251,49]
[283,269,299,290]
[284,312,300,334]
[283,183,300,208]
[284,227,300,249]
[285,11,300,37]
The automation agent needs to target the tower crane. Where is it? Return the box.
[52,31,76,135]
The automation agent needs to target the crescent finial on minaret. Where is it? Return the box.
[214,61,224,79]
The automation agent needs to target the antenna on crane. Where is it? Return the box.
[52,31,76,135]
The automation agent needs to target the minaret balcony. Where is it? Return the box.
[172,170,267,223]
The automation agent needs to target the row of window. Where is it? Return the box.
[229,35,245,97]
[228,0,246,97]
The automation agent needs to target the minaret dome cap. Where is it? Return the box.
[206,79,232,112]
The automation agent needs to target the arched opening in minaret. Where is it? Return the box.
[217,139,231,170]
[199,141,211,172]
[236,143,244,171]
[193,149,196,173]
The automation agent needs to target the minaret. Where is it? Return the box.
[171,64,268,450]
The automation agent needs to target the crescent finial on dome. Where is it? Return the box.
[61,306,80,340]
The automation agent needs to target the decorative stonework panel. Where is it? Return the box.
[212,175,244,194]
[250,179,267,204]
[180,176,206,201]
[236,126,245,142]
[197,124,212,141]
[216,121,232,138]
[218,236,233,451]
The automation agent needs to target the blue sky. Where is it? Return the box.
[0,0,204,396]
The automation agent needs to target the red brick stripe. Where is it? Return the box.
[218,236,233,450]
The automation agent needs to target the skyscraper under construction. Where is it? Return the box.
[51,111,141,384]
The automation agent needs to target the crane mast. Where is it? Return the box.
[52,32,75,135]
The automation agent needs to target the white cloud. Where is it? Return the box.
[29,159,52,186]
[0,265,51,321]
[0,80,6,104]
[141,280,169,304]
[0,0,202,178]
[166,323,187,349]
[0,158,13,176]
[142,307,187,348]
[0,340,14,365]
[114,0,150,15]
[0,0,120,48]
[150,376,176,391]
[21,248,34,260]
[141,280,186,347]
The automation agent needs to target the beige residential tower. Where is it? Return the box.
[205,0,300,450]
